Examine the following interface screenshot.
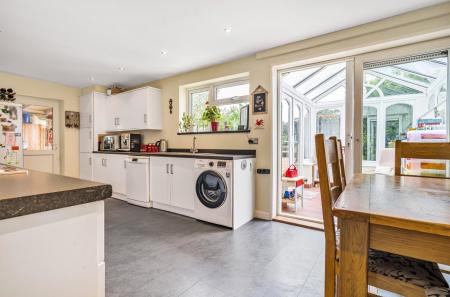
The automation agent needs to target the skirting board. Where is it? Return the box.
[254,210,272,220]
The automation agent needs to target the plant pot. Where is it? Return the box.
[211,121,219,132]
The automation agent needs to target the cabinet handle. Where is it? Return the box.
[101,159,104,166]
[117,117,120,126]
[144,114,147,123]
[170,164,173,175]
[104,159,107,167]
[124,160,127,168]
[166,163,169,174]
[89,157,92,166]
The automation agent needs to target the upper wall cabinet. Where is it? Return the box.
[106,87,163,131]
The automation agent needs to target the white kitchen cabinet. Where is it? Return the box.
[170,158,195,210]
[150,157,195,211]
[106,87,162,131]
[149,157,171,205]
[80,93,93,128]
[93,92,107,150]
[92,153,126,196]
[79,153,93,180]
[80,127,93,153]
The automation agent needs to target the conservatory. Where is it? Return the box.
[279,52,448,221]
[281,53,448,177]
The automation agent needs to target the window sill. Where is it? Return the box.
[177,129,251,135]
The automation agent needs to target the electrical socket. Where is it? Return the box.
[248,138,259,144]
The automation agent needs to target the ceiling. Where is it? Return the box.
[0,0,445,88]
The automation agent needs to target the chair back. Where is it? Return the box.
[336,138,347,190]
[315,134,342,252]
[394,140,450,178]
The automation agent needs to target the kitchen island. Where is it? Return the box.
[0,167,112,297]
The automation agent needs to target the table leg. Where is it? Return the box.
[294,186,298,210]
[301,185,304,208]
[338,218,369,297]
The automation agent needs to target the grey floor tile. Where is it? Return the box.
[105,198,325,297]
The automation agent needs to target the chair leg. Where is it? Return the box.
[324,248,336,297]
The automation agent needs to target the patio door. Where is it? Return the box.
[277,59,354,223]
[361,50,449,176]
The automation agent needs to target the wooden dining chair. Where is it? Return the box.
[329,136,347,190]
[394,140,450,178]
[315,134,448,297]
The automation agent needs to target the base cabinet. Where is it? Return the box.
[92,154,126,197]
[79,153,93,180]
[150,157,195,211]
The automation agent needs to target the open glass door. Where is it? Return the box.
[278,59,353,223]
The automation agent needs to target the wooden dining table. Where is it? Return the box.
[333,173,450,297]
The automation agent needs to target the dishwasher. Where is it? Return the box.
[126,156,151,208]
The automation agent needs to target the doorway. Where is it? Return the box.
[277,60,353,224]
[17,96,60,174]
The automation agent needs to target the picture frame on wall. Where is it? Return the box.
[252,85,268,114]
[238,105,249,130]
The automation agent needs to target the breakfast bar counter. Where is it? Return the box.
[0,167,112,297]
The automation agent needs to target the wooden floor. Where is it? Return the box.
[281,187,323,222]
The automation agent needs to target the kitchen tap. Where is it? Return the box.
[190,136,198,154]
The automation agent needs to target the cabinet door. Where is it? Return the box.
[79,153,93,180]
[79,127,93,153]
[125,88,148,130]
[150,157,171,205]
[106,154,127,195]
[170,158,195,210]
[146,88,163,130]
[106,95,123,131]
[92,154,107,184]
[80,93,93,128]
[93,93,107,146]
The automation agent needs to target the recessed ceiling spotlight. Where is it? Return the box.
[118,66,125,71]
[224,27,232,33]
[160,50,168,56]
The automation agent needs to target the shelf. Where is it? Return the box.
[177,130,251,135]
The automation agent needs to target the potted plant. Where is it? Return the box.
[202,102,221,132]
[179,112,194,132]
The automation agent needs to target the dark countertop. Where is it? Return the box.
[93,149,256,160]
[0,169,112,220]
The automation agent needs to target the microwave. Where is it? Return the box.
[118,133,141,152]
[100,135,120,151]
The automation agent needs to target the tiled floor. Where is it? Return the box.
[105,198,326,297]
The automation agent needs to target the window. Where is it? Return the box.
[22,105,53,151]
[186,79,250,132]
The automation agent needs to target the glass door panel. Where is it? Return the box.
[362,51,448,176]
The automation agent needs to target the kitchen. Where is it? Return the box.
[1,1,450,297]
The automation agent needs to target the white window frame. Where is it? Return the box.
[186,78,250,115]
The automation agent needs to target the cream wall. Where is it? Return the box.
[135,3,450,218]
[0,71,80,177]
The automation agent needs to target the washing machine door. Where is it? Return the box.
[196,170,227,208]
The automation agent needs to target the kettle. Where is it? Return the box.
[155,139,168,152]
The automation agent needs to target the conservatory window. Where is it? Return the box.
[316,109,341,139]
[363,106,377,162]
[385,104,412,148]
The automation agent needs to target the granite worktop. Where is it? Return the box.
[0,168,112,220]
[94,149,256,160]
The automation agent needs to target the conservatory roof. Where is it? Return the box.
[282,57,447,104]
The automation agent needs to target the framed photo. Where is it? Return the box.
[252,85,268,114]
[239,105,249,130]
[65,111,80,128]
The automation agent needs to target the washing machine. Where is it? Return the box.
[194,158,255,229]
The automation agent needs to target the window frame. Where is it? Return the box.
[186,78,250,116]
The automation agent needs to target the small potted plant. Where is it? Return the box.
[179,112,194,133]
[202,102,221,132]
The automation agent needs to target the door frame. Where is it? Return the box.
[275,57,354,221]
[17,95,61,174]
